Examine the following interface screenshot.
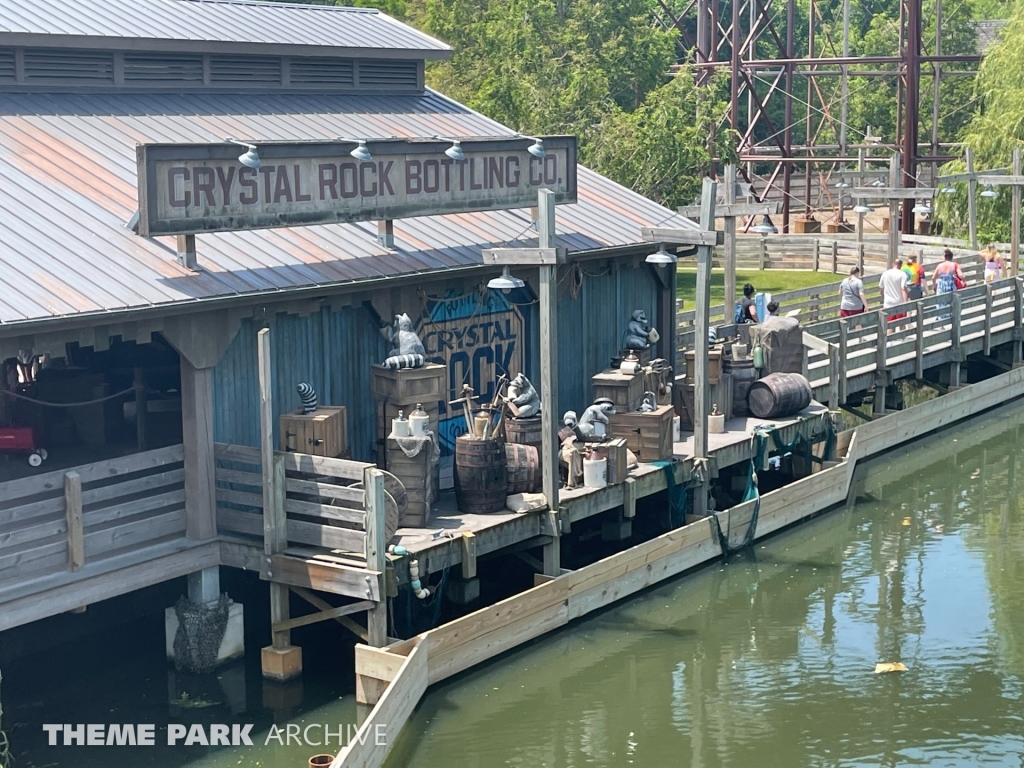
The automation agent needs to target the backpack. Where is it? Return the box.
[734,302,744,324]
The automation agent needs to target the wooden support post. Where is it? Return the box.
[538,189,561,575]
[915,309,925,380]
[460,532,477,579]
[857,242,865,274]
[966,147,978,251]
[723,164,737,310]
[258,327,301,680]
[364,467,388,647]
[1014,278,1024,367]
[1013,148,1021,278]
[951,292,962,359]
[65,471,84,572]
[838,319,849,404]
[176,233,197,270]
[887,153,900,265]
[181,359,217,541]
[692,178,718,518]
[133,367,147,451]
[623,476,637,519]
[874,310,887,415]
[812,238,820,272]
[984,283,994,356]
[828,344,840,411]
[831,240,838,273]
[758,237,766,270]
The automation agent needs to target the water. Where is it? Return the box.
[4,405,1024,768]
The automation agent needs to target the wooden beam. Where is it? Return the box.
[1012,148,1021,279]
[723,164,737,317]
[937,168,1005,184]
[622,476,637,519]
[692,178,717,518]
[538,189,561,576]
[460,532,477,580]
[290,586,368,641]
[481,247,566,265]
[364,467,388,647]
[677,201,781,217]
[850,187,935,198]
[976,175,1024,186]
[64,471,84,572]
[265,555,382,601]
[967,147,978,250]
[640,226,723,246]
[181,360,217,541]
[272,599,374,634]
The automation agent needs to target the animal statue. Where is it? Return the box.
[383,313,426,370]
[559,436,584,489]
[559,410,579,443]
[624,309,653,350]
[297,382,317,414]
[507,373,541,418]
[638,391,657,413]
[577,399,616,437]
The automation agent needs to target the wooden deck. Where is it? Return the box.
[390,404,832,579]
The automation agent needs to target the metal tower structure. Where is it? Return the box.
[658,0,984,233]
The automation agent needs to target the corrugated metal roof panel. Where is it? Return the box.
[0,0,450,57]
[0,89,698,328]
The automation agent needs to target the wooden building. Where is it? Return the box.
[0,0,700,675]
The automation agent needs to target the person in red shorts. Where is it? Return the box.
[839,266,869,318]
[879,258,910,325]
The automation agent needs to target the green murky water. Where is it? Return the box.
[5,403,1024,768]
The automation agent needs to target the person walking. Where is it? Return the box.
[879,258,909,324]
[980,244,1004,283]
[902,252,927,300]
[839,266,869,318]
[933,248,965,321]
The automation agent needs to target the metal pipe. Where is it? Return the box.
[902,0,922,234]
[782,0,795,232]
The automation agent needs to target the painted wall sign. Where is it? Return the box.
[418,290,532,455]
[136,137,577,236]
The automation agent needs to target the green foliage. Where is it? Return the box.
[934,4,1024,242]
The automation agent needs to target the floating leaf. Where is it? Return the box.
[874,662,908,674]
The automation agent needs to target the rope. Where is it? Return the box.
[2,384,143,407]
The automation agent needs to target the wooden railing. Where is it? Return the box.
[0,444,185,586]
[214,443,379,561]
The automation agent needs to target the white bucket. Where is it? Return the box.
[731,343,748,359]
[673,416,681,442]
[708,413,726,434]
[409,411,429,437]
[392,417,411,438]
[583,456,607,489]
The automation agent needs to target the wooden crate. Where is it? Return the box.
[604,438,629,485]
[385,437,438,528]
[279,405,348,458]
[683,348,723,384]
[675,374,733,432]
[371,364,447,405]
[607,405,674,462]
[592,368,644,412]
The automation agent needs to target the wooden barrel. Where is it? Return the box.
[747,373,812,419]
[726,356,758,416]
[505,443,540,494]
[505,416,543,450]
[455,436,507,513]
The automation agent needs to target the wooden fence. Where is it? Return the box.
[214,443,382,563]
[0,444,186,587]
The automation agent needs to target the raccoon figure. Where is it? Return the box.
[623,309,652,350]
[577,399,616,437]
[383,313,426,370]
[507,372,541,418]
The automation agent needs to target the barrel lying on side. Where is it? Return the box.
[505,442,540,494]
[747,373,813,419]
[455,435,508,513]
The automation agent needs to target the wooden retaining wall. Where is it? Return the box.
[332,363,1024,768]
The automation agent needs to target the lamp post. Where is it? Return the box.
[976,147,1024,277]
[482,189,565,576]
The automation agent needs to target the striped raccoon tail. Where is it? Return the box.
[383,354,424,370]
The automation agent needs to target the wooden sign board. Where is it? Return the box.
[136,136,577,236]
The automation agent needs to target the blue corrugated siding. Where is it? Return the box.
[213,305,384,461]
[556,264,659,416]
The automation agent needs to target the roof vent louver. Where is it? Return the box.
[124,53,203,84]
[0,49,14,83]
[24,49,114,85]
[289,57,355,88]
[210,55,281,86]
[359,59,418,88]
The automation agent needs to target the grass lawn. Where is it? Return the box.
[677,269,840,310]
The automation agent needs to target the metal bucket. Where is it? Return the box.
[455,435,508,513]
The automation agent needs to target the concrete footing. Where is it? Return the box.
[164,599,245,666]
[446,576,480,605]
[261,644,303,681]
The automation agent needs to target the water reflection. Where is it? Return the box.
[396,409,1024,768]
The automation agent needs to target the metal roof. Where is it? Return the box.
[0,0,451,58]
[0,89,697,328]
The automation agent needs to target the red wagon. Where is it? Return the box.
[0,426,48,467]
